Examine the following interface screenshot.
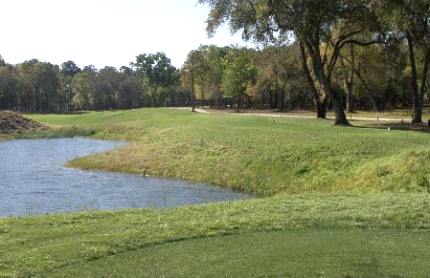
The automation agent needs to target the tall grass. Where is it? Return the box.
[13,127,97,139]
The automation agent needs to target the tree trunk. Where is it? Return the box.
[320,80,349,125]
[299,41,327,119]
[316,97,327,119]
[406,31,422,124]
[201,87,205,108]
[191,71,196,112]
[309,45,349,125]
[419,47,430,121]
[339,45,355,113]
[346,83,353,113]
[277,83,286,111]
[191,89,196,113]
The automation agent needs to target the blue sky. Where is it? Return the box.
[0,0,254,69]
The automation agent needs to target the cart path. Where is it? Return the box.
[185,108,413,123]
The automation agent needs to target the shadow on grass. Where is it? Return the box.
[13,127,97,139]
[352,121,430,134]
[24,111,91,115]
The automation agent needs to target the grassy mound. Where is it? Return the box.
[0,111,47,135]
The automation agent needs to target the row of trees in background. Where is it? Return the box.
[182,45,309,111]
[0,53,185,113]
[0,0,429,126]
[0,46,308,114]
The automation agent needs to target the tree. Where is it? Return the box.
[61,61,81,112]
[200,0,385,125]
[182,50,200,112]
[298,41,328,118]
[182,46,226,109]
[36,63,61,112]
[0,65,18,110]
[132,53,178,106]
[14,60,61,112]
[185,48,209,107]
[250,46,303,110]
[221,48,256,112]
[94,67,121,110]
[339,44,356,113]
[372,0,430,123]
[61,61,81,77]
[82,65,97,74]
[72,71,96,110]
[118,69,146,109]
[204,46,229,106]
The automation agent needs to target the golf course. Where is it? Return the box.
[0,108,429,277]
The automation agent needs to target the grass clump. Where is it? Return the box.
[13,127,97,139]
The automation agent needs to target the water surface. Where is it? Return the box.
[0,138,249,217]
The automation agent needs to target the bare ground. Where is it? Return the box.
[0,111,48,135]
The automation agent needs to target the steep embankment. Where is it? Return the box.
[0,111,48,135]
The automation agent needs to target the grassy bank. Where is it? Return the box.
[29,109,430,195]
[0,108,427,276]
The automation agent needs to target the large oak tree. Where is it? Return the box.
[200,0,383,125]
[372,0,430,123]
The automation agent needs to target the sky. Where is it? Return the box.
[0,0,255,69]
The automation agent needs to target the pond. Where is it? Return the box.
[0,138,250,217]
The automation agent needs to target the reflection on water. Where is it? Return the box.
[0,138,249,217]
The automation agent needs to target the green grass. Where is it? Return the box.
[1,193,430,276]
[29,108,430,195]
[53,229,430,277]
[0,108,426,276]
[13,127,97,139]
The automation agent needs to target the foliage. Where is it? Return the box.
[221,48,256,109]
[131,52,179,106]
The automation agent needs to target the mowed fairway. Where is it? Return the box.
[54,230,430,277]
[0,108,429,277]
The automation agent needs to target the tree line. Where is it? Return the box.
[0,0,429,126]
[0,53,185,113]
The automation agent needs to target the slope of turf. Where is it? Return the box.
[29,108,430,195]
[53,229,430,277]
[1,193,430,276]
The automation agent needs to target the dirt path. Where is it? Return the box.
[190,108,413,124]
